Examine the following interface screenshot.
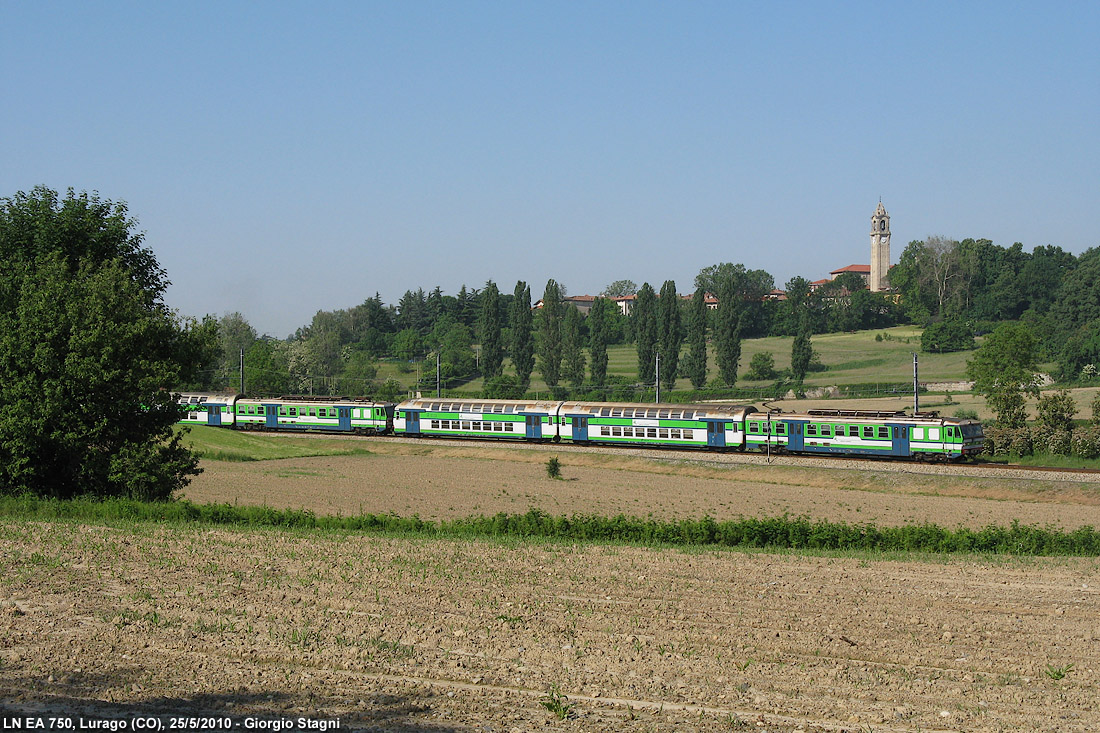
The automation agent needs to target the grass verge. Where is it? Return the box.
[1,497,1098,557]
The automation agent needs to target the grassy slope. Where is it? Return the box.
[179,425,373,461]
[374,326,980,394]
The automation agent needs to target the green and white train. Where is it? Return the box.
[180,394,985,461]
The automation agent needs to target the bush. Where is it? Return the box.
[921,319,974,353]
[1072,427,1100,459]
[546,457,562,479]
[744,352,776,381]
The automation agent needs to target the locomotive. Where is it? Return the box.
[178,393,985,461]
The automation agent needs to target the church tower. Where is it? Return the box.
[870,202,891,292]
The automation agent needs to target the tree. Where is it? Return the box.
[244,339,291,396]
[561,305,586,388]
[714,277,742,386]
[478,280,504,378]
[0,186,207,500]
[745,352,776,381]
[683,287,708,389]
[966,322,1040,427]
[791,317,813,384]
[537,279,563,387]
[587,297,613,387]
[601,280,637,298]
[1035,390,1076,432]
[212,312,257,390]
[633,283,658,384]
[920,319,974,353]
[510,281,534,389]
[657,280,682,391]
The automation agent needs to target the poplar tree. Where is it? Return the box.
[657,280,682,391]
[634,283,658,384]
[538,279,563,387]
[715,277,742,386]
[684,286,708,388]
[478,280,503,378]
[510,281,534,389]
[588,297,612,388]
[561,304,586,388]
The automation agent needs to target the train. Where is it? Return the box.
[177,393,986,461]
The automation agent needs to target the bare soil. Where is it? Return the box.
[3,444,1100,731]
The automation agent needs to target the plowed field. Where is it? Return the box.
[3,442,1100,731]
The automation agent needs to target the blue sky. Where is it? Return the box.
[3,1,1097,337]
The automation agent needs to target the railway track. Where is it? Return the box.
[286,432,1100,483]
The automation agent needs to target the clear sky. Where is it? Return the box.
[3,1,1097,337]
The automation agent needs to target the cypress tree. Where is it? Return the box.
[684,286,708,389]
[538,279,563,387]
[588,297,611,388]
[478,280,503,378]
[510,281,534,389]
[657,280,682,391]
[634,283,658,384]
[561,304,586,388]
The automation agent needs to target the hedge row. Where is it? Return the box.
[985,425,1100,458]
[2,498,1098,557]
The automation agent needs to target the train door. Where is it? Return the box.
[524,415,542,439]
[405,410,421,434]
[705,421,726,448]
[338,407,351,431]
[572,416,589,442]
[890,424,910,457]
[264,404,279,429]
[786,421,805,452]
[208,404,222,427]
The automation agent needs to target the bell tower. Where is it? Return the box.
[870,201,891,292]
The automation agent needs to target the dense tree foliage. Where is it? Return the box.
[561,305,586,388]
[657,280,682,391]
[478,280,504,378]
[683,287,708,389]
[509,281,534,389]
[714,277,743,385]
[0,187,210,500]
[537,279,563,387]
[587,296,614,387]
[966,322,1040,427]
[920,319,974,353]
[601,280,637,298]
[633,283,658,384]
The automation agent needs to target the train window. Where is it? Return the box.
[863,426,874,438]
[807,424,817,436]
[505,423,513,431]
[494,423,502,431]
[847,426,858,437]
[878,427,890,439]
[658,410,669,419]
[778,423,787,435]
[821,425,832,437]
[473,421,481,430]
[431,420,439,429]
[612,426,622,437]
[601,426,610,436]
[659,429,668,439]
[612,409,623,417]
[461,421,471,431]
[648,428,657,438]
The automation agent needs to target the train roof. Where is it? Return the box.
[176,392,239,405]
[395,397,562,414]
[560,401,756,420]
[237,396,393,406]
[772,408,981,425]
